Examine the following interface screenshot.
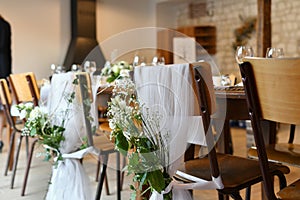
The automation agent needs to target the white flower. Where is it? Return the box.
[112,64,121,74]
[120,69,130,77]
[19,109,28,119]
[10,105,21,117]
[24,102,34,109]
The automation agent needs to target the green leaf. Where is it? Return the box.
[106,76,116,83]
[115,132,129,152]
[148,170,165,193]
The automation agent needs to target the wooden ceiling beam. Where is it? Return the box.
[257,0,271,57]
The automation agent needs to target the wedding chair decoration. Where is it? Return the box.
[240,57,300,199]
[132,62,290,200]
[44,72,100,200]
[8,72,40,195]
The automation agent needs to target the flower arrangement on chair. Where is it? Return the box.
[10,77,89,164]
[107,75,172,200]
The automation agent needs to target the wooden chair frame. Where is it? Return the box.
[175,62,289,200]
[8,72,39,196]
[76,73,121,200]
[240,57,300,199]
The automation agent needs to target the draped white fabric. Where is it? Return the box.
[45,72,100,200]
[134,63,224,199]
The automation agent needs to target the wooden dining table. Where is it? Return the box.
[213,86,277,155]
[213,86,249,154]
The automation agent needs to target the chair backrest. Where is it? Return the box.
[76,72,94,147]
[0,79,16,128]
[239,57,300,199]
[191,62,220,179]
[9,72,40,106]
[242,57,300,125]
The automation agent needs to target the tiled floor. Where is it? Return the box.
[0,124,299,199]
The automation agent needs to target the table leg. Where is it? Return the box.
[215,119,233,154]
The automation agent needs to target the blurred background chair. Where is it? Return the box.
[0,79,22,177]
[8,72,39,196]
[240,57,300,199]
[174,62,289,200]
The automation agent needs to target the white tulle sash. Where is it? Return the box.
[45,146,99,200]
[150,175,224,200]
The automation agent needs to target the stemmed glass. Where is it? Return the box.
[157,56,165,65]
[266,48,284,58]
[235,46,254,64]
[152,56,165,66]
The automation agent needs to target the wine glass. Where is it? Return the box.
[132,55,140,67]
[89,61,97,73]
[84,61,90,72]
[266,48,284,58]
[235,46,254,64]
[71,64,79,72]
[157,56,165,65]
[152,56,158,66]
[50,64,56,74]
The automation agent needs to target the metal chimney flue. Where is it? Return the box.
[64,0,104,71]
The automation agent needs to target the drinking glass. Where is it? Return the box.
[266,48,284,58]
[132,55,140,67]
[235,46,254,64]
[152,56,158,66]
[71,64,79,72]
[157,56,165,65]
[89,61,97,73]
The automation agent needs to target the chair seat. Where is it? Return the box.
[175,153,290,191]
[277,179,300,200]
[99,122,111,133]
[248,143,300,167]
[93,133,115,154]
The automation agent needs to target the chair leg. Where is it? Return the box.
[218,193,230,200]
[120,155,126,190]
[10,135,23,189]
[4,130,16,176]
[95,157,100,182]
[96,154,110,195]
[116,152,121,200]
[218,192,224,200]
[245,187,251,200]
[276,172,287,190]
[95,155,108,200]
[25,136,29,159]
[21,139,38,196]
[230,191,243,200]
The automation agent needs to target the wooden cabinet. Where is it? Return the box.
[157,25,216,64]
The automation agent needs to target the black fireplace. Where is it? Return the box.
[63,0,106,71]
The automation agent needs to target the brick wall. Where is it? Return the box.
[175,0,300,80]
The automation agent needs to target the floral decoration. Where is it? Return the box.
[232,15,256,51]
[101,61,133,83]
[10,77,86,164]
[107,75,172,199]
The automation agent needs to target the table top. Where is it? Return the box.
[214,86,246,99]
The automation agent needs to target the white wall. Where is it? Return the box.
[97,0,157,61]
[0,0,70,79]
[0,0,157,79]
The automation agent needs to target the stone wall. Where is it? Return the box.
[175,0,300,80]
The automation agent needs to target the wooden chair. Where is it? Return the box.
[174,62,290,200]
[0,79,23,177]
[75,73,121,200]
[8,72,39,196]
[240,57,300,199]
